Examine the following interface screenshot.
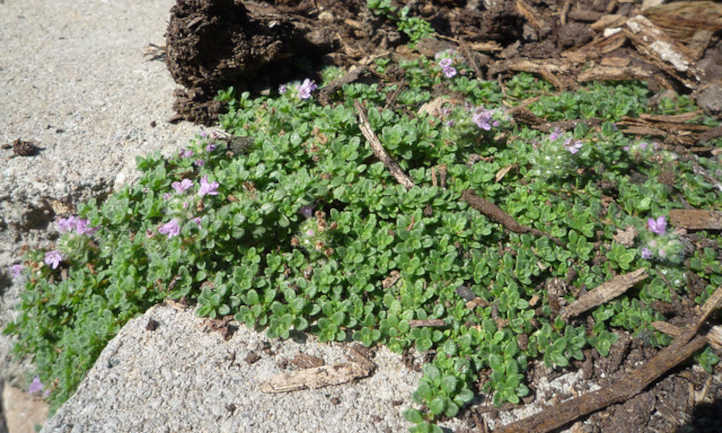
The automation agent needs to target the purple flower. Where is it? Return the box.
[57,216,78,233]
[74,218,98,235]
[297,79,317,100]
[472,108,495,131]
[44,250,63,270]
[158,219,181,238]
[205,143,216,152]
[647,216,667,235]
[58,216,97,235]
[198,176,219,196]
[28,377,43,394]
[179,148,194,158]
[641,247,652,259]
[172,179,194,193]
[439,58,453,68]
[549,128,562,142]
[192,217,201,225]
[279,84,287,94]
[564,138,583,154]
[442,66,457,78]
[200,131,208,138]
[10,264,23,278]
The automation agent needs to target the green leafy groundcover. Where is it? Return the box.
[5,51,721,432]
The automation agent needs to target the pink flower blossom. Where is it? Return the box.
[442,66,457,78]
[198,176,219,196]
[44,250,63,269]
[10,263,23,278]
[158,219,181,238]
[28,376,44,394]
[472,108,495,131]
[297,79,317,100]
[564,138,583,154]
[172,179,194,193]
[647,216,666,235]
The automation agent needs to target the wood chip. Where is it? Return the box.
[669,209,722,230]
[408,319,446,328]
[624,15,701,88]
[259,361,374,393]
[651,321,682,337]
[612,226,637,247]
[495,164,515,182]
[561,269,648,320]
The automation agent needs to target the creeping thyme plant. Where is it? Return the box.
[5,21,722,433]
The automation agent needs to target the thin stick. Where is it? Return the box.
[462,190,564,246]
[355,101,415,190]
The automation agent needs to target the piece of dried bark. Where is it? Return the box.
[561,268,648,320]
[259,361,374,393]
[408,319,446,328]
[623,15,700,88]
[669,209,722,231]
[290,352,325,369]
[612,226,637,247]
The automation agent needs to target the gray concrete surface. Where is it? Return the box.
[0,0,202,386]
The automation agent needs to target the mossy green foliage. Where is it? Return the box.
[5,49,721,428]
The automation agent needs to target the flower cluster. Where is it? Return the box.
[438,58,457,78]
[156,143,221,238]
[298,79,318,100]
[435,49,462,79]
[57,215,98,235]
[639,215,685,263]
[472,107,500,131]
[292,208,335,257]
[280,78,318,100]
[527,128,585,180]
[44,250,63,270]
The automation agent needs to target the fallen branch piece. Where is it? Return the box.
[409,319,446,328]
[259,361,374,393]
[669,209,722,231]
[260,345,375,393]
[561,269,648,320]
[495,285,722,433]
[355,101,415,190]
[462,190,564,246]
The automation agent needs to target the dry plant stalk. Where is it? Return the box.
[462,190,565,246]
[560,268,648,320]
[354,101,415,190]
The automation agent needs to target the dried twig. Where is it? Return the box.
[355,101,415,189]
[462,190,564,246]
[495,286,722,433]
[561,269,648,320]
[409,319,446,328]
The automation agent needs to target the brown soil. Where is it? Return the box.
[162,0,722,431]
[165,0,722,124]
